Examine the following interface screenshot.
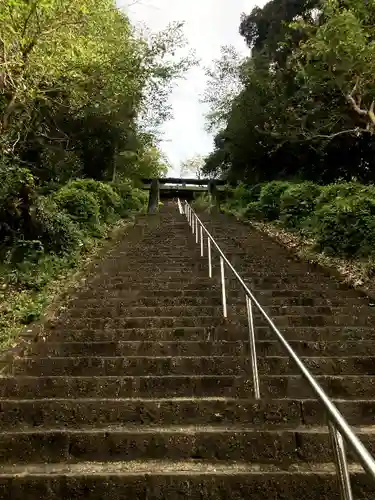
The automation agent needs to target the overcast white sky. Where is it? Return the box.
[117,0,267,175]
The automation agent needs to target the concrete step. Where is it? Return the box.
[0,425,374,464]
[70,295,366,308]
[10,355,375,377]
[48,313,375,331]
[66,305,232,319]
[2,374,375,401]
[27,340,375,358]
[75,289,244,300]
[63,305,373,321]
[69,290,368,308]
[10,356,251,376]
[0,461,373,500]
[75,286,363,302]
[37,325,375,343]
[0,397,374,427]
[0,375,375,429]
[48,316,227,330]
[28,341,248,357]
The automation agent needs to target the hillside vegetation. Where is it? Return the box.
[0,0,193,346]
[200,0,375,288]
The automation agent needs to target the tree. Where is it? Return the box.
[0,0,193,185]
[201,45,243,133]
[290,0,375,137]
[180,155,205,179]
[203,0,375,185]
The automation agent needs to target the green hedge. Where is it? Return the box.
[222,180,375,259]
[258,181,291,220]
[68,179,121,221]
[54,187,101,231]
[280,182,321,229]
[314,195,375,257]
[33,197,82,254]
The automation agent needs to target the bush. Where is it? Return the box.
[280,182,321,229]
[119,187,147,214]
[232,183,261,204]
[243,201,264,220]
[259,181,291,220]
[0,164,36,247]
[54,187,100,231]
[192,193,211,211]
[32,196,82,254]
[314,194,375,257]
[221,183,260,214]
[110,178,133,199]
[110,180,147,215]
[7,240,44,265]
[247,184,263,202]
[67,179,121,221]
[315,182,375,210]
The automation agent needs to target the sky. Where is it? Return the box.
[117,0,267,176]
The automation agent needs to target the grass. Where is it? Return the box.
[0,217,134,352]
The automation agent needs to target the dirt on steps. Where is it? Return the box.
[1,203,375,499]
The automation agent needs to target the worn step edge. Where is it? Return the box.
[0,460,365,476]
[0,424,373,435]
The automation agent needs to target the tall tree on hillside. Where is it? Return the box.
[201,45,243,133]
[0,0,193,184]
[203,0,375,184]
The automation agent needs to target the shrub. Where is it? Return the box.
[32,196,82,254]
[258,181,291,220]
[67,179,121,221]
[110,180,147,215]
[280,182,321,229]
[246,184,263,203]
[0,165,36,247]
[7,240,44,265]
[120,188,148,213]
[315,182,375,210]
[54,187,100,231]
[314,194,375,257]
[236,184,249,203]
[192,193,212,211]
[110,178,133,199]
[243,201,264,220]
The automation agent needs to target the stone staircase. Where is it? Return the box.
[0,203,375,498]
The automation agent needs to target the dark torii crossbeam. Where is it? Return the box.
[143,178,224,213]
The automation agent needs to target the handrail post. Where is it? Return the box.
[192,214,195,234]
[208,238,212,278]
[329,422,354,500]
[246,295,260,399]
[200,225,204,257]
[220,256,227,318]
[196,216,199,244]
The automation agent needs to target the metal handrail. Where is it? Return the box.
[179,198,375,500]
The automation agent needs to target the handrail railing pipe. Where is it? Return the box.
[220,256,228,318]
[207,238,212,278]
[246,295,260,399]
[178,198,375,500]
[177,198,183,214]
